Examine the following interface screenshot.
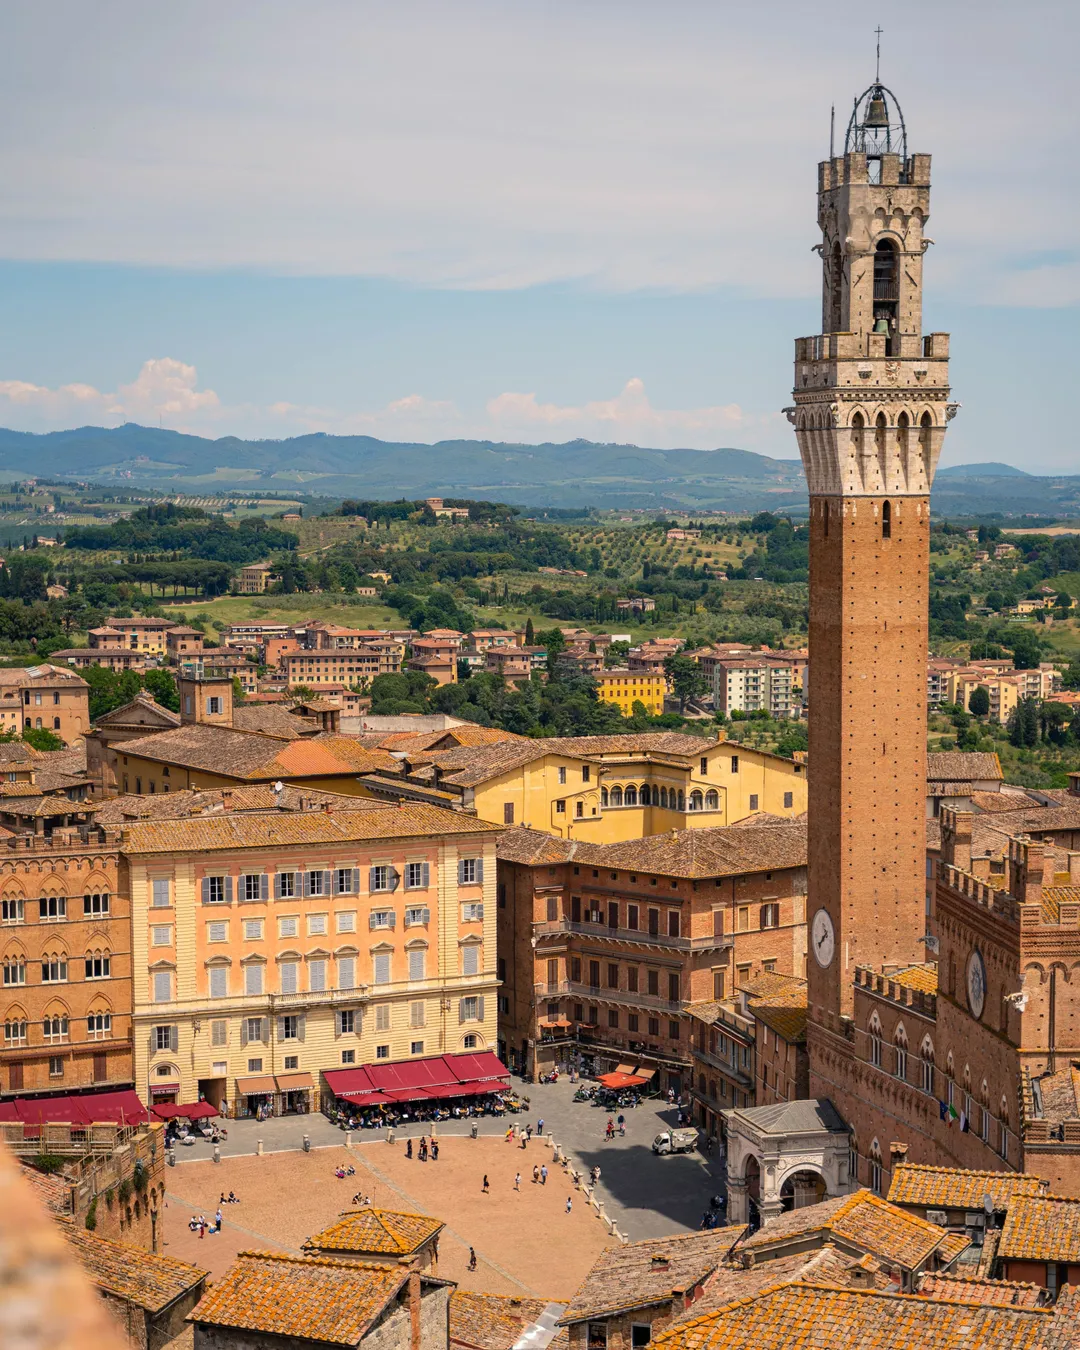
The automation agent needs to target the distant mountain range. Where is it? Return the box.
[0,423,1073,517]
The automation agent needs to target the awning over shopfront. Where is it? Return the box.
[274,1072,314,1092]
[323,1051,510,1106]
[149,1082,181,1098]
[234,1075,277,1096]
[153,1101,218,1121]
[2,1090,149,1127]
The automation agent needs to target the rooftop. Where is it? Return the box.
[887,1163,1048,1211]
[62,1220,206,1313]
[746,977,808,1043]
[497,820,806,880]
[927,751,1003,786]
[118,799,497,853]
[90,783,385,824]
[999,1193,1080,1264]
[915,1272,1046,1308]
[744,1189,968,1271]
[118,724,399,781]
[449,1291,559,1350]
[650,1280,1072,1350]
[559,1228,743,1324]
[189,1249,433,1344]
[303,1206,444,1257]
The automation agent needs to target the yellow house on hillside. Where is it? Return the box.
[593,668,666,716]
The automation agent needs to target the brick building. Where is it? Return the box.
[496,820,807,1086]
[0,664,90,745]
[0,828,133,1099]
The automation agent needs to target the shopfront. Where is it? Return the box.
[275,1071,314,1115]
[234,1073,277,1120]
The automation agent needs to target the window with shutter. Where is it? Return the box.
[461,944,480,977]
[211,1020,227,1046]
[245,964,263,996]
[336,911,357,933]
[309,959,327,992]
[153,970,172,1003]
[375,1003,391,1031]
[209,967,228,998]
[152,878,170,908]
[373,952,391,985]
[337,957,356,990]
[408,949,426,981]
[410,1001,425,1027]
[280,962,298,995]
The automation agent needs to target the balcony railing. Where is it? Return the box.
[534,918,690,951]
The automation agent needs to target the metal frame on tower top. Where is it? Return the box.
[844,82,908,161]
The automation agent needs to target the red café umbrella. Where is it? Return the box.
[596,1071,650,1091]
[186,1102,219,1121]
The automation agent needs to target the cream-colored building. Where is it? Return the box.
[125,803,500,1116]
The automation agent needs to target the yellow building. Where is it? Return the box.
[593,668,666,716]
[947,669,1021,725]
[124,799,500,1114]
[375,730,806,842]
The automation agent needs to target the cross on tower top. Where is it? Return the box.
[875,26,883,82]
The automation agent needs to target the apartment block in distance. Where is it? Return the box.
[496,819,807,1087]
[593,668,667,717]
[0,828,132,1099]
[126,801,499,1116]
[713,657,794,719]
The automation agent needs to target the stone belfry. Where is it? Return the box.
[787,80,957,1059]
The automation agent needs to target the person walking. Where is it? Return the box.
[215,1207,223,1232]
[526,1124,533,1141]
[468,1247,477,1271]
[406,1138,413,1159]
[537,1118,544,1136]
[431,1140,439,1161]
[482,1175,490,1194]
[198,1218,206,1240]
[565,1196,572,1214]
[617,1113,626,1136]
[532,1164,540,1184]
[541,1164,548,1185]
[514,1172,521,1191]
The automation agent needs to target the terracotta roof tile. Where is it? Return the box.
[744,1190,966,1272]
[559,1228,744,1324]
[62,1220,206,1313]
[916,1272,1046,1307]
[496,821,805,880]
[889,964,939,996]
[189,1250,432,1343]
[999,1194,1080,1264]
[118,724,398,781]
[91,783,385,824]
[303,1206,443,1257]
[450,1291,558,1349]
[650,1280,1068,1350]
[119,801,497,853]
[927,751,1003,783]
[887,1164,1047,1211]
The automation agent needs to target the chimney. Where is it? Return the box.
[400,1257,423,1350]
[941,808,972,871]
[650,1253,671,1273]
[890,1141,908,1172]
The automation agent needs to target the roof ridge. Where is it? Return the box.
[235,1249,399,1273]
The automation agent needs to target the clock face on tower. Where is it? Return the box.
[811,908,835,968]
[967,949,987,1020]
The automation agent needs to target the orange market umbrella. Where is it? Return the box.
[596,1072,649,1090]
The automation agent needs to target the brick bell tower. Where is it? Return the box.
[786,80,958,1067]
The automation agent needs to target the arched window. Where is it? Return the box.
[919,410,933,470]
[946,1052,955,1107]
[848,1134,859,1186]
[639,784,650,806]
[660,786,669,808]
[705,789,719,810]
[894,1025,907,1081]
[43,1011,69,1042]
[4,1008,28,1044]
[85,949,111,980]
[690,790,703,812]
[897,410,910,461]
[920,1037,935,1094]
[1000,1097,1010,1160]
[981,1081,990,1142]
[882,500,891,540]
[609,786,623,807]
[851,411,866,460]
[52,717,61,730]
[873,239,899,349]
[869,1139,883,1195]
[600,786,609,807]
[698,1072,706,1095]
[677,790,686,812]
[875,412,888,469]
[869,1015,882,1068]
[624,785,638,807]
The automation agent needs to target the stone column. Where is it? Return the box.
[726,1175,749,1225]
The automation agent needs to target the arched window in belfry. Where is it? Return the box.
[875,411,888,466]
[919,411,933,472]
[851,412,865,460]
[897,410,910,459]
[882,500,891,540]
[829,240,843,332]
[873,238,899,344]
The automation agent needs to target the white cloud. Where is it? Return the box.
[0,359,775,450]
[0,2,1074,304]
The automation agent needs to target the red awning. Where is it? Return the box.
[154,1101,217,1121]
[323,1067,376,1097]
[16,1097,90,1125]
[80,1091,150,1125]
[339,1090,388,1107]
[447,1051,510,1083]
[380,1086,433,1103]
[0,1100,20,1121]
[367,1059,454,1093]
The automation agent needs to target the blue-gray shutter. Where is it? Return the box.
[458,998,467,1023]
[260,874,270,901]
[304,871,314,897]
[321,870,332,896]
[477,996,485,1022]
[202,878,212,904]
[297,1015,306,1043]
[224,876,233,903]
[421,862,430,889]
[389,867,400,893]
[274,873,283,899]
[457,859,466,885]
[170,1025,179,1052]
[368,866,379,893]
[351,868,360,894]
[476,859,484,885]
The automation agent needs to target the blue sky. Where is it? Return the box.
[0,1,1076,467]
